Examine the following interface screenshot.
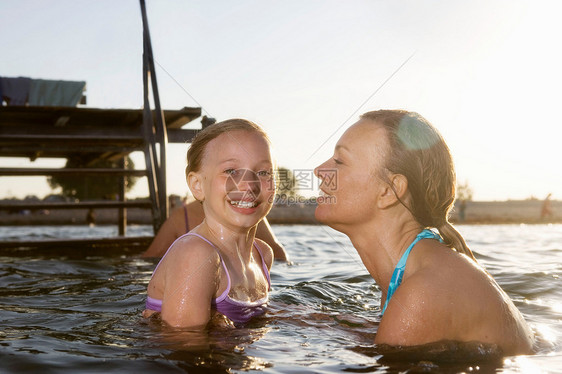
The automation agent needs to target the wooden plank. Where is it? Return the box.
[0,138,145,159]
[0,106,201,129]
[0,133,144,141]
[1,123,145,135]
[0,130,197,146]
[0,236,153,256]
[0,236,152,249]
[0,168,147,177]
[0,145,143,158]
[167,129,199,143]
[0,201,152,210]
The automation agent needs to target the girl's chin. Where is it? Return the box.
[227,204,271,224]
[229,205,259,215]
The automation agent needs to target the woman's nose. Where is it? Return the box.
[314,160,329,179]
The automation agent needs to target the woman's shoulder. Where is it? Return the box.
[407,243,491,301]
[377,242,513,344]
[377,264,473,346]
[166,205,190,235]
[414,240,484,278]
[185,200,205,222]
[379,255,534,352]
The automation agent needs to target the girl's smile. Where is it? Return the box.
[191,130,275,230]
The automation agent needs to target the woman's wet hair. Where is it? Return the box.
[360,109,476,261]
[185,118,271,177]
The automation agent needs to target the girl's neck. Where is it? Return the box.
[200,218,257,263]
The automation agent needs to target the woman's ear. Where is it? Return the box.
[187,171,205,202]
[377,174,408,209]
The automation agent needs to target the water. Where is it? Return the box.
[0,224,561,373]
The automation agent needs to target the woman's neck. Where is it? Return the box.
[344,216,422,293]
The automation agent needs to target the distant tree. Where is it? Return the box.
[456,181,473,201]
[47,156,138,200]
[275,167,298,197]
[455,181,473,222]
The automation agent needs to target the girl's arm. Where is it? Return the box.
[160,242,221,328]
[256,218,288,261]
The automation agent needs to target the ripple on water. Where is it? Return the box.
[0,224,561,372]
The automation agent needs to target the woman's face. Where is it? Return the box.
[193,130,275,231]
[314,120,389,229]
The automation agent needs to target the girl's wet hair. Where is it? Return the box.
[361,109,476,261]
[185,118,271,177]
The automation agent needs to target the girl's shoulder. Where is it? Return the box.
[165,233,222,269]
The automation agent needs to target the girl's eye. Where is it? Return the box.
[333,158,342,165]
[224,168,237,175]
[257,170,272,177]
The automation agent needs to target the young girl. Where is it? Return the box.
[143,119,276,328]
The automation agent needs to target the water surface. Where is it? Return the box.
[0,224,560,372]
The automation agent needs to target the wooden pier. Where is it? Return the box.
[0,105,201,252]
[0,0,203,252]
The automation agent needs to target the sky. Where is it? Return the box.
[1,0,561,201]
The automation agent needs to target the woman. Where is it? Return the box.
[314,110,534,355]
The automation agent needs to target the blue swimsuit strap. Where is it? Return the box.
[381,229,443,316]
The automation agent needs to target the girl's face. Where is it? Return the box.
[314,120,389,230]
[192,130,275,231]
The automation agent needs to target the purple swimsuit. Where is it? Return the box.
[145,232,271,324]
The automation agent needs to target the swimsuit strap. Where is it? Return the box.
[216,240,271,301]
[149,231,196,278]
[150,231,233,301]
[150,232,267,303]
[253,242,271,288]
[186,233,270,300]
[381,229,443,316]
[183,232,232,302]
[183,204,189,232]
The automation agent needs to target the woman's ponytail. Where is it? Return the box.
[437,221,477,262]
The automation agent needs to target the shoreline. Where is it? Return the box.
[0,199,560,226]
